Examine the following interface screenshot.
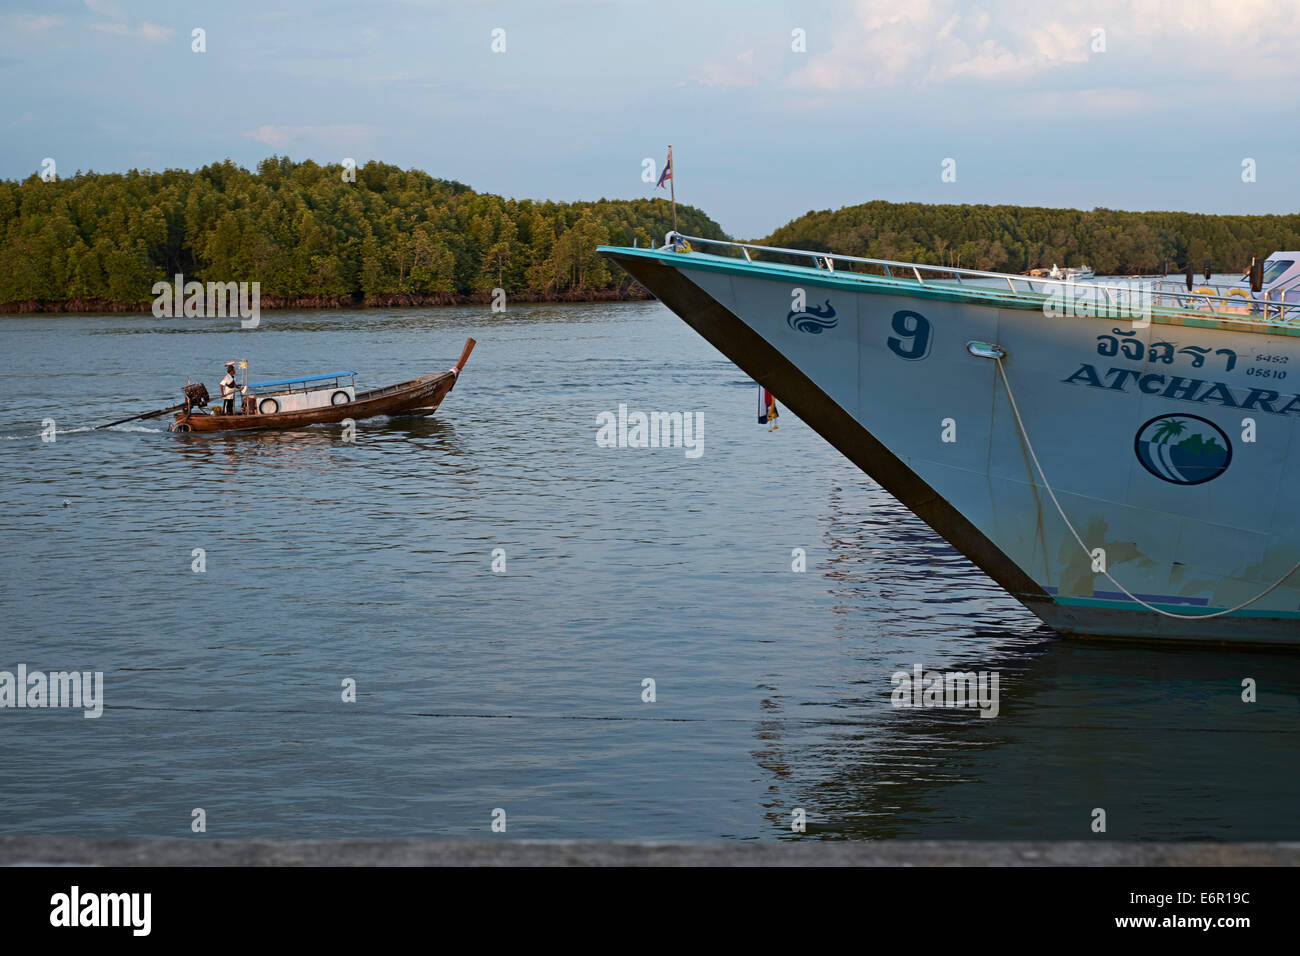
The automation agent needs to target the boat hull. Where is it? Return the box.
[600,246,1300,646]
[173,371,458,433]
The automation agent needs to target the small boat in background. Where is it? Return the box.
[1048,263,1095,280]
[168,338,475,433]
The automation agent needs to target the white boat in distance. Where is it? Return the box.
[599,235,1300,646]
[1049,263,1095,281]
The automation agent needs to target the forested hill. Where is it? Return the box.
[762,201,1300,276]
[10,162,1300,313]
[0,157,726,311]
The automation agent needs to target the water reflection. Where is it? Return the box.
[168,423,346,473]
[748,471,1300,841]
[166,415,466,464]
[779,637,1300,840]
[374,415,462,447]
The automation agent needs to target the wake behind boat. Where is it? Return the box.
[599,236,1300,646]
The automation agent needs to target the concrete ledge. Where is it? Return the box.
[2,837,1298,866]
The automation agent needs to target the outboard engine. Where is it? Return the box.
[182,382,210,415]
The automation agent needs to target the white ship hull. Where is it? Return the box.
[601,244,1300,645]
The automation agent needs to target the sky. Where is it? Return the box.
[3,0,1299,238]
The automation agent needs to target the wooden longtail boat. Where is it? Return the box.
[169,338,475,433]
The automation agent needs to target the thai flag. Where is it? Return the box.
[656,149,672,189]
[757,386,778,424]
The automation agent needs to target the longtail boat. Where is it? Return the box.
[167,338,475,433]
[599,235,1300,646]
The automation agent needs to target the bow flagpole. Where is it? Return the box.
[657,145,676,234]
[669,145,676,233]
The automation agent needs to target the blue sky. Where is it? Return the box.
[3,0,1299,238]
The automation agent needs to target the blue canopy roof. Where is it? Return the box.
[248,371,357,389]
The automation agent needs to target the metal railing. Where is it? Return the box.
[246,374,356,397]
[659,233,1300,327]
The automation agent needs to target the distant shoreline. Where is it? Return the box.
[0,286,654,315]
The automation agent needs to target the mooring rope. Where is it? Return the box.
[994,357,1300,620]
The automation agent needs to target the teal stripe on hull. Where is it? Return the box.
[1047,596,1300,619]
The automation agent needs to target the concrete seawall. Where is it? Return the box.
[2,837,1297,866]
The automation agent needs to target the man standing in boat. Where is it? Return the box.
[219,361,246,415]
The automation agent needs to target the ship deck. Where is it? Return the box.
[600,238,1300,338]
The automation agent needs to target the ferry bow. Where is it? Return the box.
[599,236,1300,645]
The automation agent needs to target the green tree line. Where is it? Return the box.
[761,201,1300,276]
[0,157,726,306]
[8,163,1299,308]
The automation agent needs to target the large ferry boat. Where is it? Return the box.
[599,237,1300,645]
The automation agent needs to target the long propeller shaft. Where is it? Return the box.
[94,402,186,430]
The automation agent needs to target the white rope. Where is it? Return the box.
[994,357,1300,620]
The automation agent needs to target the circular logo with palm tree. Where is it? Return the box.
[1134,414,1232,485]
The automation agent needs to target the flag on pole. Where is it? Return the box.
[658,146,677,233]
[757,386,779,428]
[656,147,672,189]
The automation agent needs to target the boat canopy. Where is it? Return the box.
[1261,253,1300,291]
[248,371,357,389]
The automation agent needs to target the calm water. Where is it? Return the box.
[0,302,1296,841]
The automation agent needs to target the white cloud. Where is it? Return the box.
[242,124,374,152]
[83,0,124,16]
[8,14,67,32]
[88,20,175,42]
[1018,87,1165,115]
[688,32,789,88]
[83,0,171,42]
[690,0,1300,109]
[690,47,766,88]
[786,1,1097,90]
[137,22,173,42]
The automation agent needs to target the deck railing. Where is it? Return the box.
[660,233,1300,327]
[246,374,355,397]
